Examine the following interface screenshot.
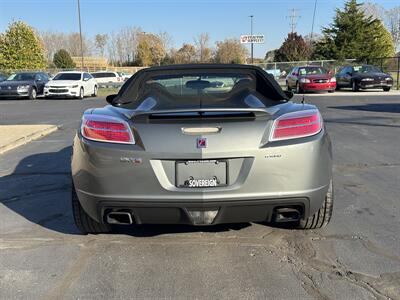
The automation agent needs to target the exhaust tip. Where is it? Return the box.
[273,207,301,223]
[106,211,133,225]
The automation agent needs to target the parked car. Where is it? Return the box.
[264,69,281,80]
[0,73,7,82]
[336,65,393,92]
[71,64,333,234]
[117,72,132,81]
[91,71,123,85]
[286,66,336,93]
[0,72,49,99]
[44,71,97,99]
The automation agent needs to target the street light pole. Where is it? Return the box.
[249,15,254,64]
[310,0,318,41]
[77,0,84,70]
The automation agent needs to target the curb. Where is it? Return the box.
[0,125,59,155]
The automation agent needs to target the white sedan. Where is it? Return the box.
[44,71,98,99]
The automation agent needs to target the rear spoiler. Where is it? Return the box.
[131,108,272,119]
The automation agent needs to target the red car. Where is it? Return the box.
[286,66,336,93]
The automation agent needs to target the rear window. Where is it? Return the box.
[146,74,253,96]
[120,71,276,111]
[53,73,81,80]
[92,72,116,78]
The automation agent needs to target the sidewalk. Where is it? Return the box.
[0,124,58,154]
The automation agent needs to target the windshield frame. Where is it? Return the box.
[353,65,382,74]
[7,73,36,81]
[114,65,289,107]
[53,73,82,81]
[298,66,328,76]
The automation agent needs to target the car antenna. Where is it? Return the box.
[301,94,305,104]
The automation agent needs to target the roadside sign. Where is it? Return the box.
[240,35,265,44]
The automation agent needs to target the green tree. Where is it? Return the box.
[274,32,311,62]
[0,21,46,70]
[215,38,248,64]
[313,0,395,60]
[136,33,166,66]
[53,49,75,69]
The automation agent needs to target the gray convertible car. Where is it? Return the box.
[71,64,333,234]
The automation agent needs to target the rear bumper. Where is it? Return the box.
[75,187,330,225]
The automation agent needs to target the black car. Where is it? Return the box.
[0,72,49,99]
[336,65,393,92]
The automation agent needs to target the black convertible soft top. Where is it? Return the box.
[112,64,289,110]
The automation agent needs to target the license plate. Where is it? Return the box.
[176,160,227,188]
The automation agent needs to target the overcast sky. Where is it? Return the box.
[1,0,399,57]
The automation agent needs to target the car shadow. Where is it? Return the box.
[0,146,253,236]
[328,103,400,113]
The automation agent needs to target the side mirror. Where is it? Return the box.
[106,94,118,104]
[284,90,294,99]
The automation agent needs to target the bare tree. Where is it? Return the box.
[194,33,212,62]
[386,7,400,52]
[361,2,385,20]
[40,31,68,62]
[362,3,400,52]
[95,34,108,57]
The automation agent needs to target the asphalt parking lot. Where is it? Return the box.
[0,91,399,299]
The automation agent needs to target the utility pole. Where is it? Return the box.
[287,9,300,34]
[310,0,318,41]
[249,15,254,64]
[77,0,84,70]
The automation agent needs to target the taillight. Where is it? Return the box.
[81,115,135,144]
[270,110,322,141]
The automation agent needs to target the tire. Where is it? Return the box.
[295,82,303,94]
[328,90,335,93]
[72,183,111,234]
[29,87,37,100]
[78,87,84,99]
[92,85,98,97]
[383,87,391,92]
[297,180,334,229]
[351,80,359,92]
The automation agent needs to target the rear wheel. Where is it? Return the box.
[383,87,391,92]
[29,87,37,100]
[297,180,334,229]
[72,183,111,234]
[295,82,303,94]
